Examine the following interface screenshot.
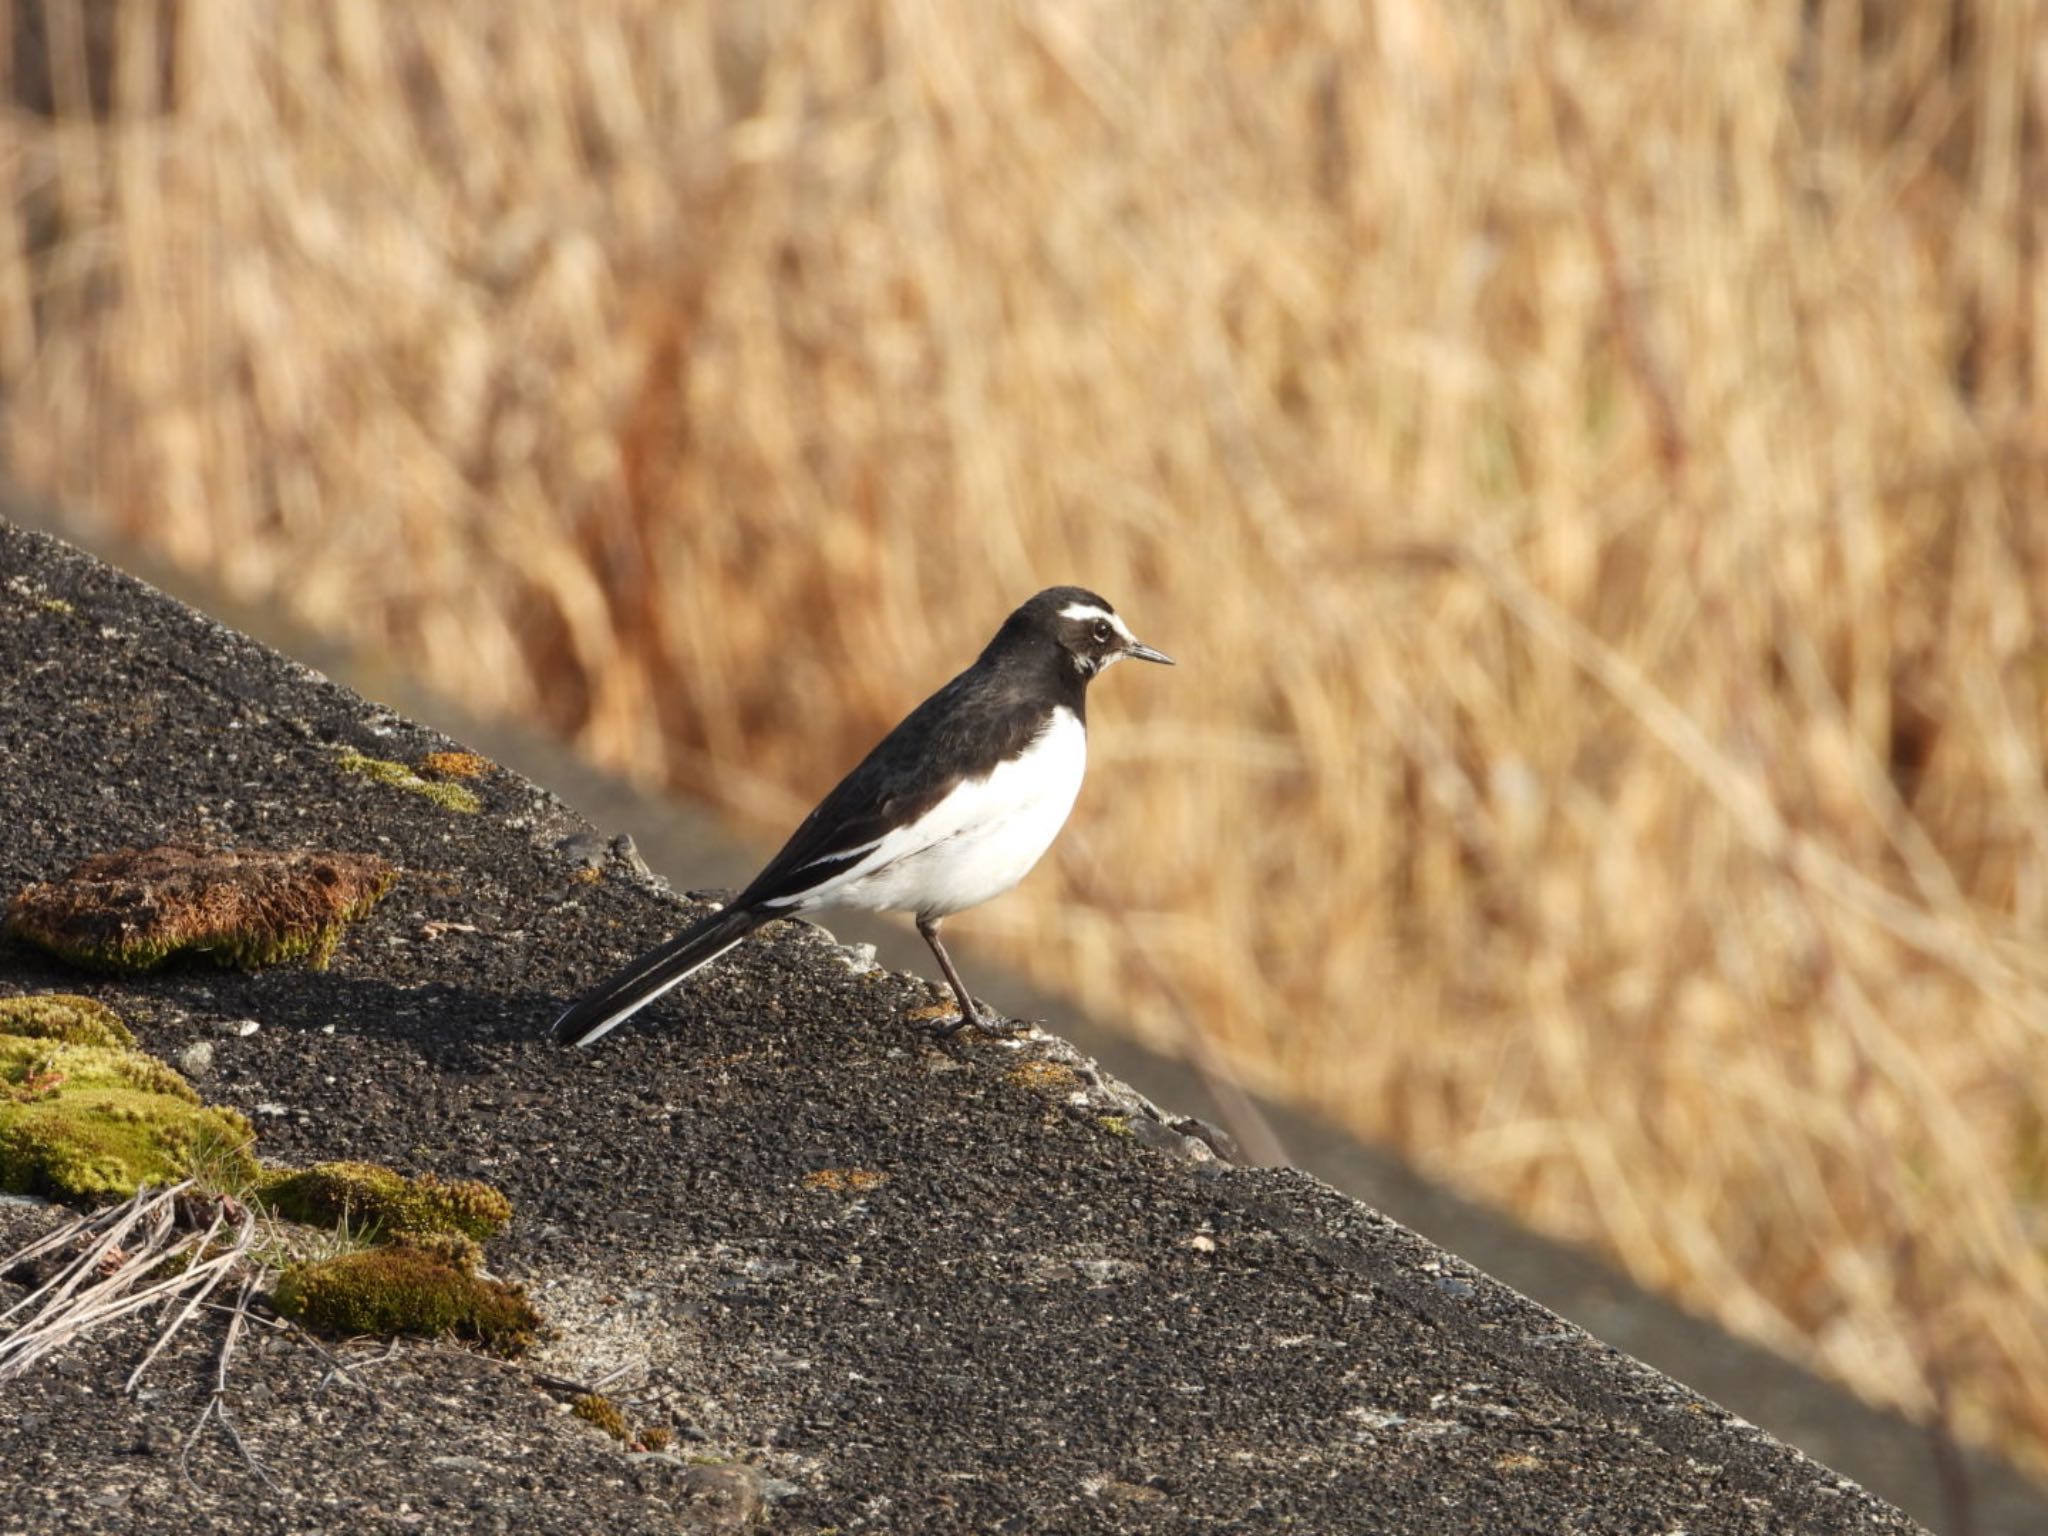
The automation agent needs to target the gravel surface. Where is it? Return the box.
[0,519,1926,1533]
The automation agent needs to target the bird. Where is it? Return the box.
[550,586,1174,1048]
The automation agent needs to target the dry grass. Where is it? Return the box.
[6,0,2048,1481]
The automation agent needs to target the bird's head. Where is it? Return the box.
[1002,586,1175,680]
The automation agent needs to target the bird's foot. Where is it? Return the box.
[927,999,1029,1041]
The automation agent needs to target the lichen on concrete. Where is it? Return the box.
[260,1159,513,1241]
[0,996,257,1204]
[3,844,397,972]
[336,749,483,813]
[270,1237,539,1354]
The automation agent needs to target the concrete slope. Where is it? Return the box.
[0,519,1922,1534]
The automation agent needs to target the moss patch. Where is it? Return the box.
[573,1394,675,1452]
[337,750,482,814]
[270,1238,537,1354]
[573,1394,631,1441]
[260,1159,513,1241]
[0,1005,257,1204]
[4,845,397,972]
[417,750,491,780]
[0,993,136,1048]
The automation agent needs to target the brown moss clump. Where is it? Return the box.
[1006,1059,1081,1094]
[3,845,397,972]
[572,1394,630,1441]
[0,1000,257,1205]
[800,1168,886,1194]
[269,1239,537,1354]
[0,993,136,1048]
[417,750,491,780]
[260,1159,512,1241]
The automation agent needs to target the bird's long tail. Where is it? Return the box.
[550,905,768,1047]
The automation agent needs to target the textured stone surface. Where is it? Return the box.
[0,519,1925,1533]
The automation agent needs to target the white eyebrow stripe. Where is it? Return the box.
[1058,602,1135,643]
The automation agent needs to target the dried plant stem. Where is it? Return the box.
[125,1203,257,1393]
[180,1274,280,1496]
[0,1181,193,1334]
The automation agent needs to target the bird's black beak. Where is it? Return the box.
[1125,640,1175,666]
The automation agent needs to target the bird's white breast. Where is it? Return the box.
[801,706,1087,919]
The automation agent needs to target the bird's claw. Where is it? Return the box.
[926,1002,1029,1041]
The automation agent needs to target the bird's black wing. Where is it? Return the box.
[735,665,1053,910]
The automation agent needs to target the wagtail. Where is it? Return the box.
[550,587,1173,1047]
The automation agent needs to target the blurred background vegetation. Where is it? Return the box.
[5,0,2048,1488]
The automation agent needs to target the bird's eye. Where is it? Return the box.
[1091,621,1112,644]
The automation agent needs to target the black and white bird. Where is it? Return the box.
[550,587,1173,1048]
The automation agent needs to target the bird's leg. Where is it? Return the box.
[915,915,1010,1038]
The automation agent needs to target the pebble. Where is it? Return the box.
[1172,1117,1243,1164]
[678,1463,763,1528]
[1128,1117,1215,1163]
[176,1041,215,1077]
[610,834,656,880]
[555,832,608,868]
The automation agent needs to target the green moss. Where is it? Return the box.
[0,1024,256,1205]
[270,1241,537,1354]
[259,1159,513,1241]
[336,751,482,814]
[0,993,136,1047]
[573,1394,631,1441]
[29,923,355,973]
[1097,1115,1134,1138]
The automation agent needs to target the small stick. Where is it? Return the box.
[411,1339,651,1403]
[317,1336,403,1395]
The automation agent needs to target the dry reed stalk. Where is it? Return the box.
[0,1182,256,1384]
[6,0,2048,1483]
